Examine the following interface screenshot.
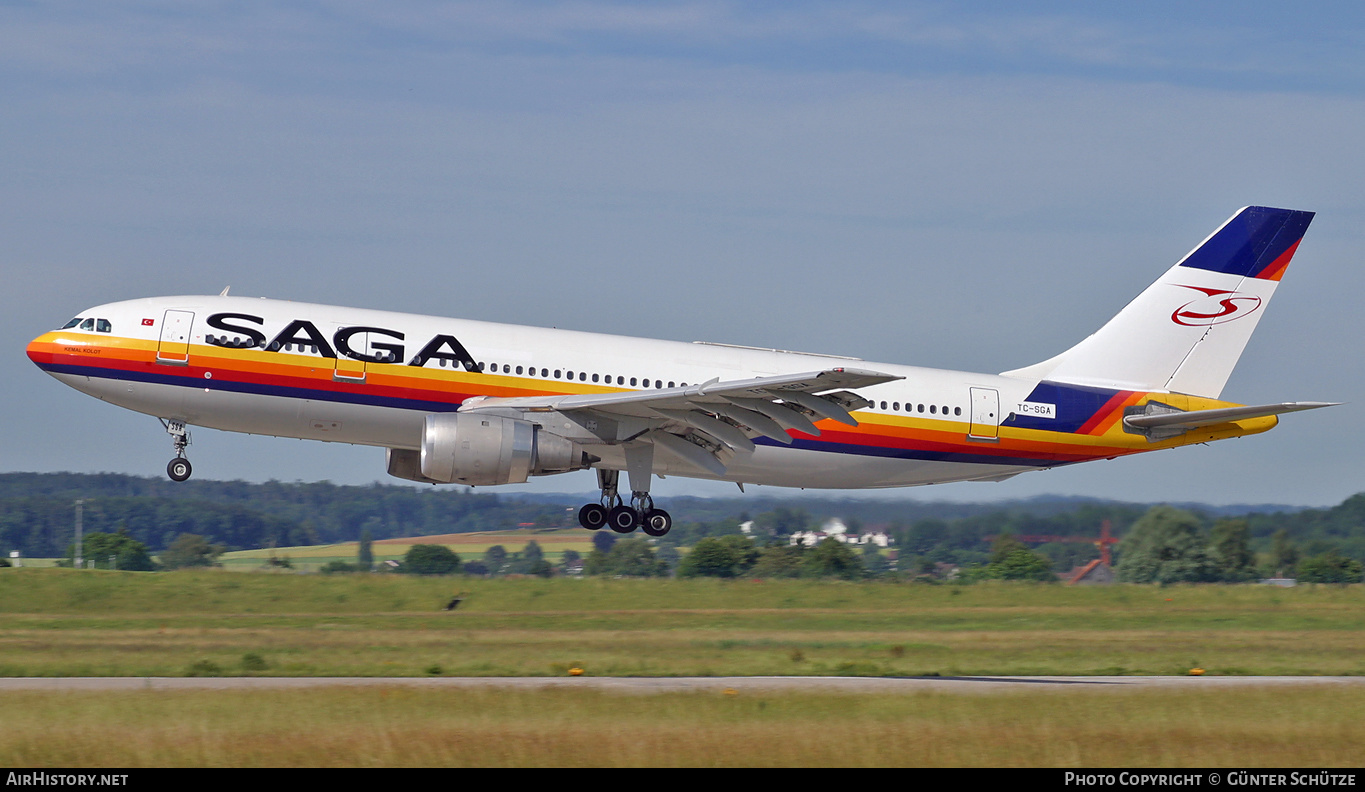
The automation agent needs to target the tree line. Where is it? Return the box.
[1,473,1362,582]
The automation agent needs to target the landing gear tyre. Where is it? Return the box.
[641,508,672,537]
[167,458,192,482]
[578,503,607,531]
[607,505,639,533]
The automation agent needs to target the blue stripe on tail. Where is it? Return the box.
[1178,206,1314,279]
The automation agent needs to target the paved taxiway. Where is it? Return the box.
[3,676,1363,693]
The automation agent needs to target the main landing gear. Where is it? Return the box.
[161,419,193,482]
[577,469,672,537]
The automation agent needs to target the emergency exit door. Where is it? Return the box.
[156,310,194,365]
[969,387,1000,440]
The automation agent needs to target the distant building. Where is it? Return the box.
[1067,559,1115,585]
[789,518,891,548]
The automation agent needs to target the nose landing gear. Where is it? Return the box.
[161,419,193,482]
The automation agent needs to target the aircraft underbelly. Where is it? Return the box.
[57,373,425,449]
[586,440,1027,489]
[57,371,1029,489]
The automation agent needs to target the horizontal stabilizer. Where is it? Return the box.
[1123,401,1339,431]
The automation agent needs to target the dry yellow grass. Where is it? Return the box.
[1,685,1362,767]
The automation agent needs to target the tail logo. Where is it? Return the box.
[1171,285,1262,326]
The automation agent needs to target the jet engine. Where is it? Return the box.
[387,413,592,486]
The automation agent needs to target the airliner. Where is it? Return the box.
[27,206,1334,536]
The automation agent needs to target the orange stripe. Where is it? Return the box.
[1256,239,1300,282]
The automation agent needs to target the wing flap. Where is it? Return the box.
[458,368,899,472]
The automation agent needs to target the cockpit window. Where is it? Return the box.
[61,318,82,329]
[95,319,112,333]
[79,318,94,331]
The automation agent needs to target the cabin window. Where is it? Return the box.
[668,382,675,388]
[917,404,925,413]
[591,373,599,383]
[555,370,562,379]
[954,406,962,416]
[879,401,887,410]
[579,372,586,381]
[930,405,937,414]
[61,318,82,329]
[79,318,94,331]
[630,377,637,387]
[95,319,111,333]
[515,365,523,375]
[892,402,900,411]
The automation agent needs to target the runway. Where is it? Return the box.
[2,676,1363,693]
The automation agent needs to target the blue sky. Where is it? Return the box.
[5,2,1365,505]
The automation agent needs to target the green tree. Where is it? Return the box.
[1116,506,1218,584]
[591,532,617,554]
[484,545,508,575]
[402,544,461,575]
[74,529,156,571]
[754,507,812,538]
[158,533,224,570]
[860,544,892,578]
[677,537,751,578]
[518,540,551,577]
[801,538,863,580]
[988,533,1029,565]
[320,560,358,574]
[357,527,374,572]
[750,544,805,578]
[985,548,1057,582]
[1269,529,1299,578]
[1296,550,1363,583]
[900,519,949,556]
[587,537,666,577]
[1209,518,1256,582]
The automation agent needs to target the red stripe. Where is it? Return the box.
[1076,390,1134,435]
[1254,239,1300,281]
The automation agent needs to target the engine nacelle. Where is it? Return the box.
[408,413,591,486]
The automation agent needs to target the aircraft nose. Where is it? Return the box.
[26,332,52,367]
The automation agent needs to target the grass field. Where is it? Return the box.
[215,529,598,571]
[2,685,1363,767]
[1,568,1363,678]
[3,568,1363,767]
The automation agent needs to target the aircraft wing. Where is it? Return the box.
[1123,401,1339,431]
[459,367,901,474]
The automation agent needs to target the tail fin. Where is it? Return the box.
[1002,206,1314,398]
